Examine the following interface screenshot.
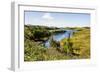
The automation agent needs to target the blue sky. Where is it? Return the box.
[24,11,90,27]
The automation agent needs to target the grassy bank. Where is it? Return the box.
[60,27,90,59]
[24,25,90,61]
[71,28,90,59]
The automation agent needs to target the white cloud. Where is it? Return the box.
[42,13,54,20]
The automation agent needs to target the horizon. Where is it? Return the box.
[25,24,90,28]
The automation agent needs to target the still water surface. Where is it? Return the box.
[44,30,76,48]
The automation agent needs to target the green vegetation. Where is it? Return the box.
[60,28,90,59]
[24,25,90,61]
[71,28,90,58]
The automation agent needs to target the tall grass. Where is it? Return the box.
[24,25,90,61]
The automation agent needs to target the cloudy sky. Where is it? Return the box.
[24,11,90,27]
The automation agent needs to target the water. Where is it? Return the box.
[44,30,76,48]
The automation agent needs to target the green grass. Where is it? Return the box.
[71,28,90,59]
[24,25,90,61]
[60,28,90,59]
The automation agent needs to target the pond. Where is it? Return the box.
[44,30,77,48]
